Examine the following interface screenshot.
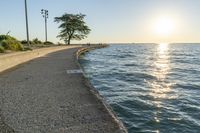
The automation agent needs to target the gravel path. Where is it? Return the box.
[0,47,126,133]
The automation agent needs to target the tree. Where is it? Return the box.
[54,13,91,45]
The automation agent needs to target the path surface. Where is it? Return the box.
[0,47,125,133]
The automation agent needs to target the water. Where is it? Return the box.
[79,44,200,133]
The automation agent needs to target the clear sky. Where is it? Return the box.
[0,0,200,43]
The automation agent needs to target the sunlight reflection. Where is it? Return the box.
[154,43,170,81]
[159,43,169,54]
[147,43,172,127]
[147,43,171,103]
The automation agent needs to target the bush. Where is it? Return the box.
[0,35,16,42]
[21,38,43,46]
[43,41,54,45]
[21,40,28,45]
[0,45,5,53]
[0,35,24,51]
[32,38,42,45]
[1,39,24,51]
[21,40,34,46]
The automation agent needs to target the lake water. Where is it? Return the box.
[79,44,200,133]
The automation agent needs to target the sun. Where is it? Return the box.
[154,17,175,36]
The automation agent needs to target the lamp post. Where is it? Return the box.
[41,9,48,42]
[24,0,30,47]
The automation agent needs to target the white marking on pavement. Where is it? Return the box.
[66,69,83,74]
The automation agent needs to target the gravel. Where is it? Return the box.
[0,47,126,133]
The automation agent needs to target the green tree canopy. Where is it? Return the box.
[54,13,91,44]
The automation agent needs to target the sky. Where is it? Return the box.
[0,0,200,43]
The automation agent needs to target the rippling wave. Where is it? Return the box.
[79,44,200,133]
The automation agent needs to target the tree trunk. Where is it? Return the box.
[67,39,71,45]
[67,31,74,45]
[67,33,73,45]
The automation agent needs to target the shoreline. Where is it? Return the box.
[76,45,127,132]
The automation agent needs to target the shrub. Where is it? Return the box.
[0,35,24,51]
[1,39,24,51]
[21,38,43,46]
[32,38,42,45]
[21,40,34,45]
[43,41,54,45]
[0,45,5,53]
[0,35,16,42]
[21,40,28,45]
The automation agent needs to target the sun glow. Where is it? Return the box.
[154,17,175,36]
[159,43,168,54]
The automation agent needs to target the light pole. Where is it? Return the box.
[41,9,48,42]
[24,0,30,47]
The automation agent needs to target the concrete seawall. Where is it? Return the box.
[76,45,128,132]
[0,46,78,73]
[76,45,108,60]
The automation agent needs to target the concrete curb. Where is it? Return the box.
[0,46,78,73]
[76,45,128,133]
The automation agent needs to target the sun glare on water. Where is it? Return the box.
[159,43,168,53]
